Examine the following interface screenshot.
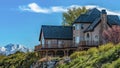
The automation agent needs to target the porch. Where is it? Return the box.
[34,41,99,58]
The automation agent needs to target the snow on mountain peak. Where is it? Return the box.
[0,44,32,55]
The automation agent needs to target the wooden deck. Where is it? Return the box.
[35,41,99,51]
[34,41,100,58]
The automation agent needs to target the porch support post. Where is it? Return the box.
[54,50,57,57]
[39,51,42,58]
[46,50,48,61]
[64,50,66,56]
[66,50,69,57]
[41,51,43,58]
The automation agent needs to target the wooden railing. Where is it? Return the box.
[34,45,42,51]
[35,41,100,51]
[42,43,74,48]
[75,41,100,47]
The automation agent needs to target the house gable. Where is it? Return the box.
[74,8,101,24]
[74,8,120,33]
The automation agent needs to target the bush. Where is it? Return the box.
[57,43,120,68]
[70,51,87,59]
[0,52,39,68]
[87,47,98,55]
[98,43,114,52]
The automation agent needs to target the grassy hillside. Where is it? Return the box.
[0,51,39,68]
[57,43,120,68]
[1,43,120,68]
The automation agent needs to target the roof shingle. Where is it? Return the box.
[39,25,73,40]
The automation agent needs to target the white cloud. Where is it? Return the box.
[19,3,120,16]
[19,3,50,13]
[28,3,50,13]
[51,6,67,12]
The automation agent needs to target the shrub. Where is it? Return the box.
[70,51,87,59]
[57,43,120,68]
[98,43,114,52]
[87,47,98,55]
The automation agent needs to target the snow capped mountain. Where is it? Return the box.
[0,44,32,55]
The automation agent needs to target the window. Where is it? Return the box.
[74,24,84,30]
[41,36,44,47]
[41,34,44,44]
[58,41,62,45]
[42,38,44,44]
[75,37,80,44]
[58,41,62,48]
[87,33,90,38]
[81,24,84,29]
[76,24,80,30]
[48,40,51,48]
[95,35,98,39]
[48,40,51,44]
[95,35,99,42]
[73,26,75,30]
[74,24,80,30]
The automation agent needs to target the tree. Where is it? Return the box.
[62,7,87,26]
[102,25,120,44]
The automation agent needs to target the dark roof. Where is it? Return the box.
[39,25,73,41]
[107,15,120,25]
[74,8,120,32]
[74,14,90,23]
[84,17,101,32]
[86,8,101,15]
[74,8,101,23]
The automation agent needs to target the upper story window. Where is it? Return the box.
[76,24,80,30]
[87,33,90,38]
[75,36,80,44]
[95,35,98,39]
[73,24,84,30]
[81,24,84,29]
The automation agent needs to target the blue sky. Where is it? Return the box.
[0,0,120,49]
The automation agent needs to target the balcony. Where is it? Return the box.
[75,41,100,47]
[34,43,75,51]
[35,41,100,51]
[42,43,74,49]
[34,45,42,51]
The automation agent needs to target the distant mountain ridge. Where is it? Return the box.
[0,43,32,55]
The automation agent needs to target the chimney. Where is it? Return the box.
[100,9,108,44]
[101,9,107,29]
[102,10,107,14]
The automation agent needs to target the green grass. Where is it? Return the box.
[57,43,120,68]
[0,51,39,68]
